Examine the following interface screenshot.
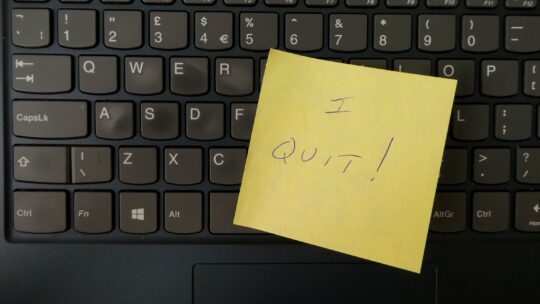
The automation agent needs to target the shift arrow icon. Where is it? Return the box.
[17,156,30,168]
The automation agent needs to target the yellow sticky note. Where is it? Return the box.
[234,49,457,273]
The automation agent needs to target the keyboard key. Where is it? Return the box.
[426,0,458,7]
[240,13,278,51]
[143,0,175,2]
[119,147,158,184]
[164,192,203,234]
[231,103,257,140]
[515,192,540,232]
[195,12,233,50]
[104,11,143,49]
[150,11,188,50]
[306,0,337,6]
[210,193,260,234]
[225,0,257,4]
[14,146,69,184]
[265,0,298,5]
[13,101,88,139]
[216,58,254,96]
[285,14,323,52]
[505,16,540,53]
[474,149,510,184]
[524,61,540,97]
[329,14,367,52]
[170,57,208,96]
[164,148,203,185]
[14,191,67,233]
[79,56,118,94]
[71,147,112,184]
[437,60,475,96]
[439,149,467,185]
[386,0,418,6]
[141,102,180,140]
[430,192,466,233]
[125,57,163,95]
[481,60,518,97]
[517,148,540,184]
[472,192,509,232]
[120,192,158,234]
[349,59,388,69]
[373,15,411,52]
[12,9,50,48]
[95,102,134,140]
[452,105,489,141]
[209,148,247,185]
[12,55,72,93]
[184,0,216,4]
[58,10,97,48]
[418,15,456,52]
[74,192,113,234]
[495,105,532,141]
[186,103,224,140]
[393,59,431,75]
[462,16,499,53]
[505,0,536,7]
[346,0,378,5]
[466,0,497,7]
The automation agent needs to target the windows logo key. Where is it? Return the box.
[131,208,145,221]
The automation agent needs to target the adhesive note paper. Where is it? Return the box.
[234,49,457,273]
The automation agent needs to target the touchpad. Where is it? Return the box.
[194,263,436,304]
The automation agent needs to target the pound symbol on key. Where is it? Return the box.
[335,19,343,29]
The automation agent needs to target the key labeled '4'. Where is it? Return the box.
[195,12,233,50]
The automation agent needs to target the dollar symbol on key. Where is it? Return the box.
[201,17,208,27]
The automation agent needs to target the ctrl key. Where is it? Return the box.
[13,191,67,233]
[515,192,540,232]
[430,192,466,233]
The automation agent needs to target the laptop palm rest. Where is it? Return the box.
[194,263,436,304]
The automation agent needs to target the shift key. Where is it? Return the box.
[14,146,69,183]
[12,55,72,93]
[13,101,88,138]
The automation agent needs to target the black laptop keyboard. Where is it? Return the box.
[5,0,540,242]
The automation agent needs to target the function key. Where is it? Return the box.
[346,0,378,5]
[60,0,93,2]
[74,192,113,234]
[143,0,175,3]
[466,0,497,6]
[426,0,458,7]
[306,0,338,6]
[58,10,97,49]
[14,191,67,234]
[183,0,216,4]
[505,0,536,7]
[430,192,466,233]
[104,11,143,50]
[515,192,540,232]
[225,0,257,4]
[119,192,158,234]
[285,14,323,52]
[12,9,50,48]
[386,0,418,6]
[16,0,49,2]
[265,0,298,5]
[373,15,411,52]
[101,0,134,3]
[195,12,233,50]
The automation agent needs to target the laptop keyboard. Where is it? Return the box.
[5,0,540,242]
